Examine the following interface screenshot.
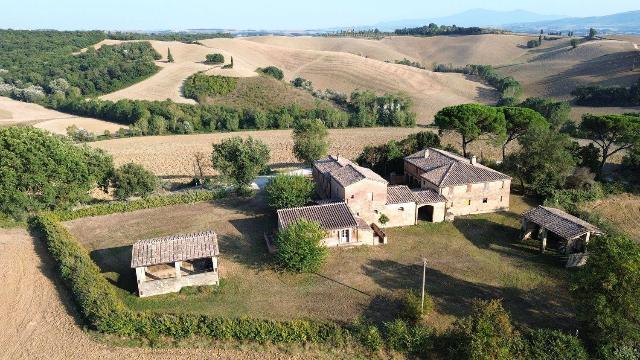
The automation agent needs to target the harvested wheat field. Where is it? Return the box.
[246,34,537,66]
[0,97,125,134]
[499,39,640,99]
[0,228,355,359]
[584,193,640,242]
[99,37,497,124]
[90,127,424,179]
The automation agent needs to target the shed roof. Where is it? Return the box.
[411,189,448,205]
[131,231,219,268]
[405,148,510,187]
[277,202,358,231]
[522,206,602,239]
[387,185,416,204]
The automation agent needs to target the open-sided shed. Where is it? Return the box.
[131,230,220,297]
[520,206,603,264]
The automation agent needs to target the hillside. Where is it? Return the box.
[504,10,640,35]
[98,37,497,124]
[0,96,125,134]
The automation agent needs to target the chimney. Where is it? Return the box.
[470,156,477,166]
[423,149,429,158]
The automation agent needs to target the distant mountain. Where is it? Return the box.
[502,10,640,35]
[372,9,565,31]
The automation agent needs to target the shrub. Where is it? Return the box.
[354,319,383,352]
[378,213,390,226]
[401,289,433,322]
[257,66,284,80]
[447,299,518,360]
[274,219,328,273]
[522,328,588,360]
[112,163,158,200]
[183,73,238,101]
[384,319,433,355]
[265,175,315,210]
[205,53,225,64]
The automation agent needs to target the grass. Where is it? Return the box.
[201,75,332,111]
[64,194,576,331]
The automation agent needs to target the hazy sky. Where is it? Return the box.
[2,0,638,30]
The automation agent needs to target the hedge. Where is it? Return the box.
[31,213,361,347]
[53,190,227,221]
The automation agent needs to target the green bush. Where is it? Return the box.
[183,73,238,101]
[401,289,432,323]
[113,163,158,200]
[292,119,330,166]
[521,329,588,360]
[354,319,383,352]
[265,175,315,210]
[274,219,328,273]
[205,53,225,64]
[384,319,433,354]
[257,66,284,80]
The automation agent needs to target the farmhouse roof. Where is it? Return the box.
[411,189,448,205]
[521,206,602,239]
[130,231,219,268]
[314,155,387,187]
[387,185,417,204]
[405,148,510,187]
[277,202,358,231]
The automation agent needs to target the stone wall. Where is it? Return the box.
[137,269,219,297]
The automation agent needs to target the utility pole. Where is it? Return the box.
[421,257,427,313]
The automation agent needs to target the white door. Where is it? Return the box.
[340,229,350,243]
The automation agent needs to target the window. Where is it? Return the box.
[399,207,404,211]
[483,198,488,204]
[351,194,355,199]
[501,181,505,189]
[466,200,471,206]
[368,192,374,201]
[500,196,503,202]
[374,209,379,214]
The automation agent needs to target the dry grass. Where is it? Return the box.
[89,127,425,179]
[96,37,496,124]
[64,194,575,331]
[0,96,125,134]
[585,193,640,242]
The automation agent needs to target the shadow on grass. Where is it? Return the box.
[362,258,577,330]
[90,245,137,294]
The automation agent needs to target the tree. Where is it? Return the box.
[0,127,114,219]
[274,219,328,273]
[167,48,174,63]
[257,66,284,80]
[204,53,224,64]
[434,104,506,157]
[447,299,519,360]
[572,234,640,349]
[112,163,157,200]
[519,97,571,130]
[503,128,576,196]
[500,106,549,160]
[570,38,579,49]
[211,136,270,191]
[588,27,598,40]
[579,114,640,177]
[292,119,330,166]
[265,175,314,210]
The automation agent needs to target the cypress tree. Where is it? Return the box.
[167,48,174,63]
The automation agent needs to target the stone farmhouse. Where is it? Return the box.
[131,231,220,297]
[404,148,511,217]
[276,149,512,248]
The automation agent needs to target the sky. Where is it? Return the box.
[1,0,638,30]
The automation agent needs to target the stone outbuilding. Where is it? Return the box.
[521,206,603,266]
[131,231,220,297]
[277,202,383,247]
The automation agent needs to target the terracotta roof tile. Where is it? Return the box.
[411,189,448,204]
[131,231,219,268]
[387,185,417,204]
[277,202,358,231]
[522,206,602,239]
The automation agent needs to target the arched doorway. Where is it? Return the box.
[417,205,435,222]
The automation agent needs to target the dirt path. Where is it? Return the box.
[0,228,308,359]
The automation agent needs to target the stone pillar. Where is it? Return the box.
[175,261,182,278]
[540,228,548,253]
[520,219,527,240]
[135,266,146,283]
[584,231,591,245]
[211,256,218,272]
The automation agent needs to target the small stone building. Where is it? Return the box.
[277,202,383,247]
[521,206,603,266]
[404,148,511,217]
[131,231,220,297]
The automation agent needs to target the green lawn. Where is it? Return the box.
[64,194,576,330]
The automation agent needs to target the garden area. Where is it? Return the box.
[63,194,575,331]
